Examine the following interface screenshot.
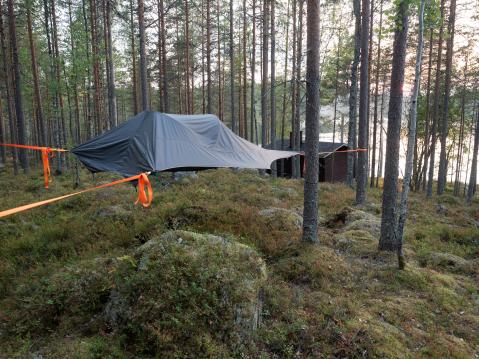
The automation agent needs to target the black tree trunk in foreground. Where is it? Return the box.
[356,0,369,204]
[379,0,409,251]
[302,0,320,243]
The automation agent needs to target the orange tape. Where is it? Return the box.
[0,172,153,218]
[300,148,367,174]
[1,143,69,189]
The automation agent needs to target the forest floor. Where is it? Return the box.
[0,164,478,358]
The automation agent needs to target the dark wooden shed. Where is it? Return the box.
[270,135,350,183]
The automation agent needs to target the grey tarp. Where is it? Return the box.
[71,111,299,177]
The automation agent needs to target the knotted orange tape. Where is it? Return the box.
[0,172,153,218]
[0,143,68,188]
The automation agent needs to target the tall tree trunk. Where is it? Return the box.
[67,0,81,143]
[396,0,425,268]
[370,0,383,188]
[466,108,479,205]
[426,0,445,198]
[270,0,276,176]
[0,97,5,165]
[138,0,149,111]
[229,0,236,132]
[366,0,374,181]
[261,0,269,146]
[290,0,298,176]
[379,0,409,251]
[159,0,169,112]
[453,58,467,196]
[280,0,290,151]
[206,0,212,113]
[7,0,29,173]
[51,0,67,152]
[419,29,434,191]
[0,0,17,173]
[437,0,456,195]
[376,71,386,187]
[331,32,340,181]
[302,0,320,243]
[250,0,256,143]
[356,0,370,204]
[81,0,93,139]
[27,5,47,146]
[293,0,303,178]
[242,0,248,139]
[347,0,360,188]
[104,0,117,127]
[130,0,139,114]
[185,0,191,113]
[217,0,223,120]
[90,0,102,135]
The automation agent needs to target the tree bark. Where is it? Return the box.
[291,0,298,176]
[261,0,269,146]
[67,0,81,143]
[280,0,290,152]
[302,0,320,243]
[229,0,236,132]
[0,0,17,173]
[130,0,139,114]
[426,0,445,198]
[7,0,29,173]
[250,0,256,142]
[453,58,467,196]
[437,0,456,195]
[27,5,47,146]
[105,0,117,127]
[396,0,425,268]
[379,0,409,251]
[370,0,383,188]
[293,0,303,178]
[242,0,248,139]
[466,107,479,205]
[270,0,276,176]
[138,0,149,111]
[205,0,212,113]
[419,29,434,191]
[356,0,370,204]
[159,0,169,112]
[347,0,360,188]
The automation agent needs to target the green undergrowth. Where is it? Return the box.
[0,165,478,358]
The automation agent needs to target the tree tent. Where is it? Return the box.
[72,111,299,177]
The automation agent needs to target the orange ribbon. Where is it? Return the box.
[300,148,368,174]
[0,172,153,218]
[0,143,68,189]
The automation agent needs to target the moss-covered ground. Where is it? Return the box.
[0,164,478,358]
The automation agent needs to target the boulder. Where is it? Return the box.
[419,252,477,274]
[95,205,133,223]
[110,230,267,354]
[173,171,198,182]
[326,207,380,238]
[436,204,448,216]
[259,207,303,230]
